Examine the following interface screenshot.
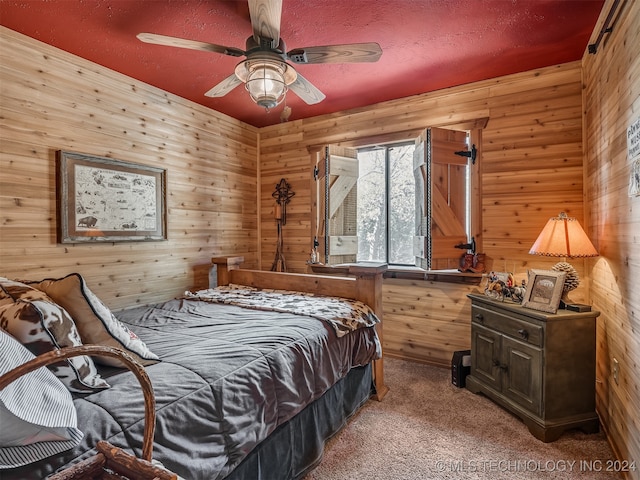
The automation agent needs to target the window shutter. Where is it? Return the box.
[314,146,359,265]
[414,127,470,270]
[413,131,429,269]
[429,127,470,269]
[327,146,358,264]
[312,146,329,263]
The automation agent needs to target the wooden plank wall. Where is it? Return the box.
[0,27,259,310]
[582,0,640,473]
[259,60,588,367]
[4,12,636,463]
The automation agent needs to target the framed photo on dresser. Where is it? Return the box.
[521,269,566,314]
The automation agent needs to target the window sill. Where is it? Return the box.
[385,267,483,284]
[308,263,483,285]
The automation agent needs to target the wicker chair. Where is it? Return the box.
[0,345,177,480]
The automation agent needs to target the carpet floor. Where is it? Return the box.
[303,357,621,480]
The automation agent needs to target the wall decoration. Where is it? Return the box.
[57,150,167,243]
[271,178,295,272]
[521,269,567,314]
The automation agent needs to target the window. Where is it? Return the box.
[312,126,480,270]
[356,142,416,265]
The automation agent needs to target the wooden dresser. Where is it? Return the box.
[465,293,600,442]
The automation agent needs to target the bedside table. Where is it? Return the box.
[465,293,600,442]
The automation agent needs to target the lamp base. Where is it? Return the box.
[559,292,574,308]
[552,261,580,309]
[559,291,592,312]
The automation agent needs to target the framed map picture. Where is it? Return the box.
[57,150,167,243]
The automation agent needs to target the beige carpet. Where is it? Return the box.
[304,357,621,480]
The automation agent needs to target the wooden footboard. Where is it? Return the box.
[211,257,389,400]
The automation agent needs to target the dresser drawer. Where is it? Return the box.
[472,304,543,347]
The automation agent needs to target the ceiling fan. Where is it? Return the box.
[137,0,382,110]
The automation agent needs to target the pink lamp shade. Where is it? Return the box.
[529,212,598,306]
[529,212,598,258]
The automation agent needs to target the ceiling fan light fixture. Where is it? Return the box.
[247,65,286,109]
[235,57,297,110]
[137,0,384,113]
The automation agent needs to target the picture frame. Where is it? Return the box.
[57,150,167,243]
[521,269,567,314]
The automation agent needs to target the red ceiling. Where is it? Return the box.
[0,0,604,128]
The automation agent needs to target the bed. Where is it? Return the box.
[0,257,387,480]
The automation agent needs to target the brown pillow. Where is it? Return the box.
[29,274,159,367]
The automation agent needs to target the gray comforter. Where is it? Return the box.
[8,297,380,480]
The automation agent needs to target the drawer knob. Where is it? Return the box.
[517,329,529,340]
[474,314,484,323]
[493,359,508,372]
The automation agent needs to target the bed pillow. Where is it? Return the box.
[0,279,109,393]
[29,273,159,367]
[0,277,38,302]
[0,329,84,469]
[0,285,15,307]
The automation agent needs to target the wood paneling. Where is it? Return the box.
[0,27,258,310]
[2,3,637,464]
[382,278,476,366]
[259,58,589,366]
[583,0,640,474]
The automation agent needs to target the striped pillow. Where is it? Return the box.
[0,329,83,469]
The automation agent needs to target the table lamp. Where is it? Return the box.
[529,212,599,307]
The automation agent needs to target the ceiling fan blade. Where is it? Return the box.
[287,43,382,64]
[204,74,243,98]
[248,0,282,48]
[137,33,244,57]
[289,73,325,105]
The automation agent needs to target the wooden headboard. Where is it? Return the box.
[211,257,388,400]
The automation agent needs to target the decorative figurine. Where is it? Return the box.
[484,271,516,301]
[510,279,527,303]
[307,237,321,265]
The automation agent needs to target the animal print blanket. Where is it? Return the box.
[184,285,380,337]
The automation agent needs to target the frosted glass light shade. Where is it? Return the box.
[235,57,297,110]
